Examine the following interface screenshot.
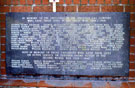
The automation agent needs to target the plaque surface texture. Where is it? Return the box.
[6,12,130,76]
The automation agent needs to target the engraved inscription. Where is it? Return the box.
[6,13,130,76]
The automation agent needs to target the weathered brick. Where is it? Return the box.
[113,0,120,4]
[121,82,129,88]
[89,0,96,4]
[129,63,135,69]
[58,0,64,4]
[42,0,49,4]
[1,61,6,67]
[129,0,135,4]
[0,6,10,12]
[12,0,19,5]
[33,6,52,12]
[73,0,80,4]
[130,30,135,37]
[97,0,104,4]
[1,53,6,59]
[5,0,12,5]
[66,6,76,12]
[79,6,99,12]
[105,0,112,4]
[128,82,135,88]
[11,6,32,12]
[0,0,5,5]
[130,14,135,20]
[130,46,135,53]
[81,0,88,4]
[102,6,123,12]
[130,55,135,62]
[65,0,72,4]
[130,38,135,45]
[1,69,6,75]
[35,0,41,4]
[1,30,6,36]
[121,0,128,4]
[0,14,6,21]
[129,71,135,77]
[20,0,26,5]
[27,0,33,5]
[0,22,6,28]
[125,6,135,12]
[1,37,6,44]
[1,45,6,51]
[56,6,65,12]
[130,22,135,28]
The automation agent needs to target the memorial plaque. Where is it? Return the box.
[6,12,130,76]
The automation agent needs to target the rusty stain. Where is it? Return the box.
[0,79,135,88]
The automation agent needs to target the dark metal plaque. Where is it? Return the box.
[6,12,130,76]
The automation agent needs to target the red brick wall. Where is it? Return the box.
[0,0,135,87]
